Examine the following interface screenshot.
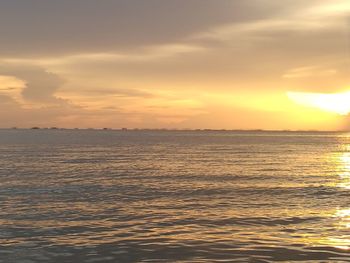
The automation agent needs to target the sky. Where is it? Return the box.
[0,0,350,130]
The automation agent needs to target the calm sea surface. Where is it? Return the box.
[1,130,350,262]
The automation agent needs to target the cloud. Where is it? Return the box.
[283,66,337,79]
[12,0,344,95]
[0,94,18,106]
[1,43,206,67]
[80,88,153,98]
[0,0,285,57]
[0,64,66,104]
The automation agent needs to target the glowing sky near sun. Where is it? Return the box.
[0,0,350,130]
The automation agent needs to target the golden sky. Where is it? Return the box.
[0,0,350,130]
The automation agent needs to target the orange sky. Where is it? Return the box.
[0,0,350,130]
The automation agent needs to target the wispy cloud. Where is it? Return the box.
[283,66,337,79]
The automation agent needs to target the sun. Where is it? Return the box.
[287,91,350,115]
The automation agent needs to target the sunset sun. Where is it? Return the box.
[287,91,350,116]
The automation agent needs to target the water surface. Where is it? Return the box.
[1,130,350,262]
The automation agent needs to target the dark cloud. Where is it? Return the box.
[0,0,316,56]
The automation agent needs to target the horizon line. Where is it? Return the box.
[0,127,348,133]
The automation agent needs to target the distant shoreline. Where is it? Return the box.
[0,128,346,133]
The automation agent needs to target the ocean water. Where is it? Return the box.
[1,129,350,262]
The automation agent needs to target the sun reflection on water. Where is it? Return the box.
[336,152,350,189]
[326,147,350,250]
[328,207,350,250]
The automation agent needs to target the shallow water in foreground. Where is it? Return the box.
[1,130,350,262]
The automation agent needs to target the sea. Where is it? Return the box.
[1,129,350,262]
